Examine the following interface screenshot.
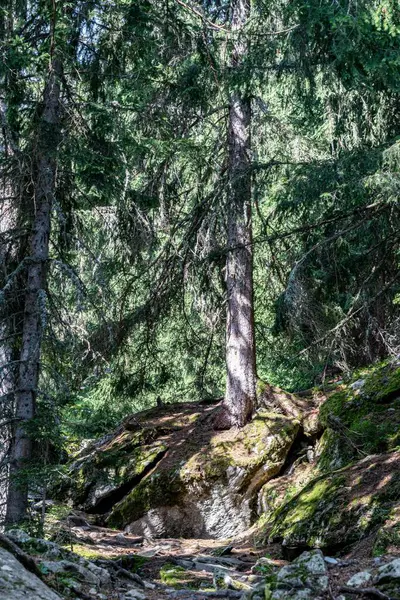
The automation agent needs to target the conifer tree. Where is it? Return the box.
[219,0,257,427]
[5,5,62,524]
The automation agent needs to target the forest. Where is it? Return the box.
[1,1,400,599]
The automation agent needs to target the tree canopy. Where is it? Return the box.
[1,0,400,523]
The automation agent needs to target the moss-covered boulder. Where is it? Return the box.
[61,400,301,539]
[106,410,300,538]
[316,361,400,472]
[61,426,168,512]
[268,450,400,553]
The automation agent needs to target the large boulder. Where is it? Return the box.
[107,411,300,538]
[0,547,61,600]
[61,400,301,539]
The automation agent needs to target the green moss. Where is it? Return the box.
[318,362,400,468]
[69,544,105,560]
[160,564,188,588]
[268,453,400,552]
[362,362,400,402]
[107,471,185,528]
[181,412,298,486]
[316,428,354,472]
[159,563,209,590]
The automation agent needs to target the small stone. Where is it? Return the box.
[213,568,229,589]
[124,589,146,600]
[377,558,400,582]
[346,571,372,587]
[70,581,82,592]
[88,588,97,595]
[324,557,338,566]
[350,379,365,390]
[143,581,156,589]
[6,529,32,544]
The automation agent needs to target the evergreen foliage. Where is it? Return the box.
[1,0,400,522]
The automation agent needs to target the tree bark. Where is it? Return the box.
[0,191,17,522]
[5,56,62,524]
[219,0,257,428]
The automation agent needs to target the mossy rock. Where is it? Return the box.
[106,471,186,529]
[107,411,299,536]
[317,361,400,470]
[268,450,400,553]
[373,505,400,556]
[181,412,299,486]
[61,428,168,510]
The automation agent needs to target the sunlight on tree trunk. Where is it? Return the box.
[220,0,257,429]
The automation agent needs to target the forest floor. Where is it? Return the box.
[51,513,400,600]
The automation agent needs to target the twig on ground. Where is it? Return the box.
[339,585,400,600]
[96,558,145,587]
[327,584,336,600]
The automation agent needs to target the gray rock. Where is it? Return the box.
[124,589,146,600]
[84,561,111,585]
[214,568,229,589]
[32,500,56,512]
[272,550,328,600]
[377,558,400,583]
[0,547,62,599]
[143,581,156,589]
[195,561,234,574]
[6,531,64,559]
[350,379,365,391]
[41,560,104,586]
[346,571,372,587]
[251,557,275,573]
[5,529,32,544]
[324,556,339,566]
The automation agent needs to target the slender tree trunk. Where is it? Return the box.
[5,56,62,524]
[219,0,257,428]
[0,182,18,523]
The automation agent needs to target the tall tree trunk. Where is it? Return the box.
[0,176,18,523]
[219,0,257,428]
[5,56,62,524]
